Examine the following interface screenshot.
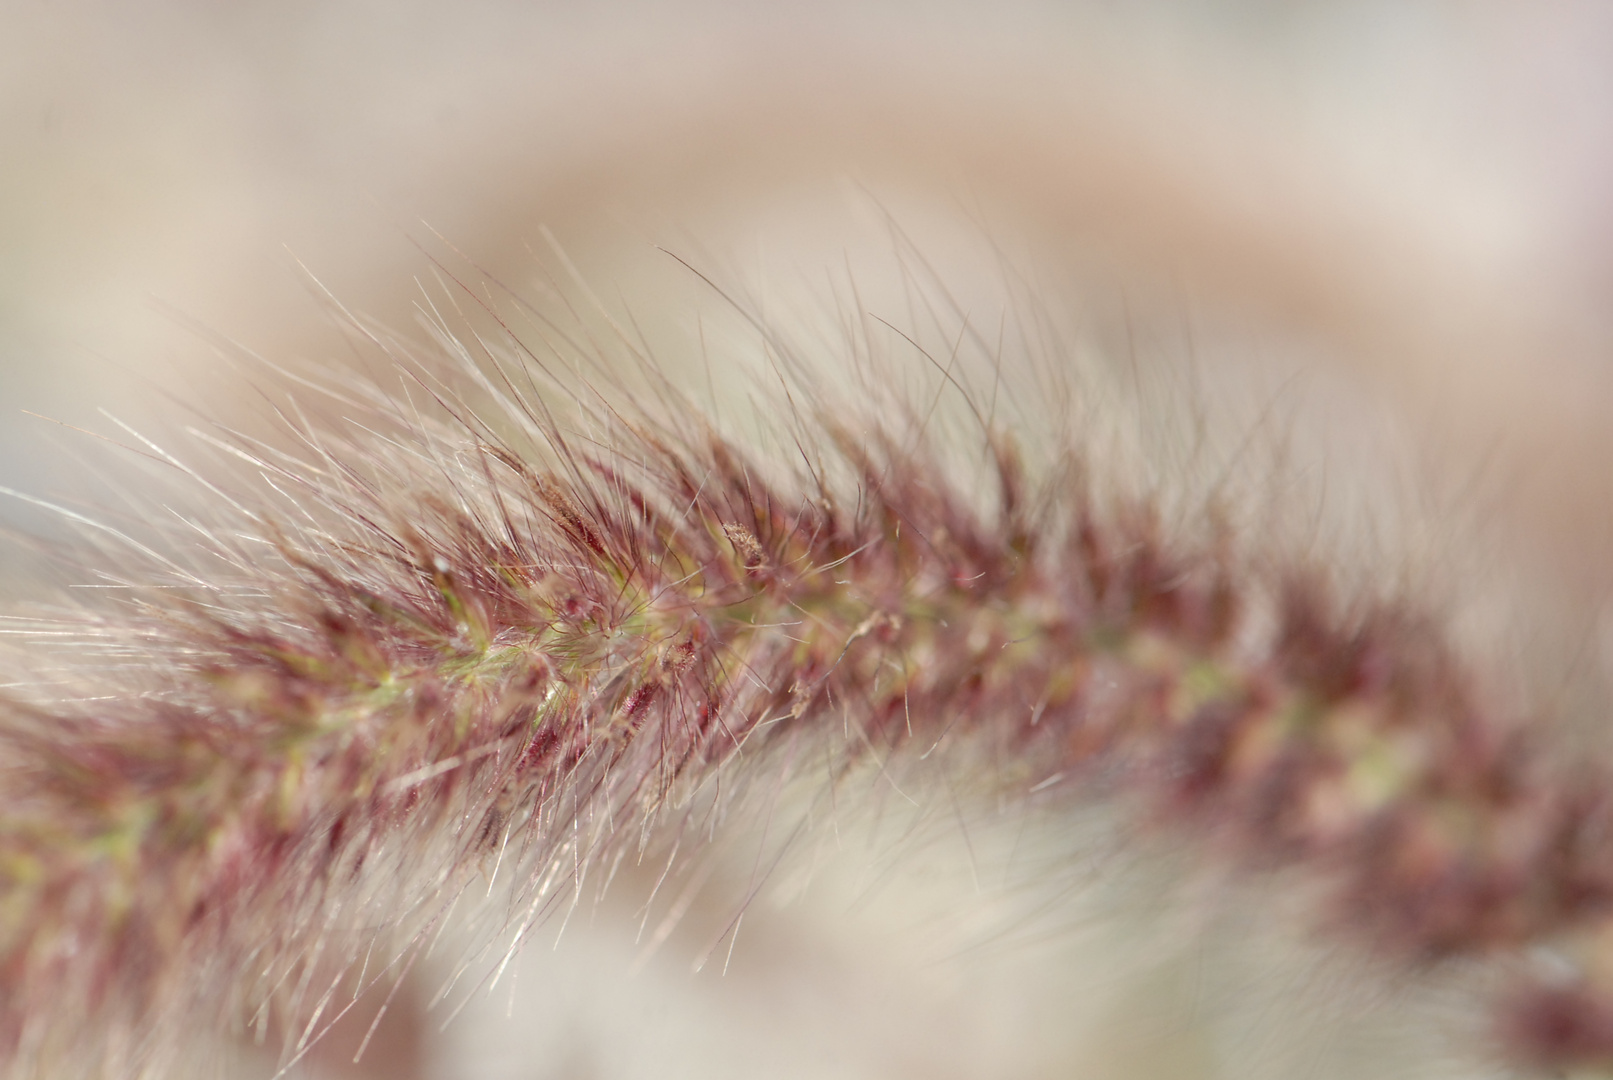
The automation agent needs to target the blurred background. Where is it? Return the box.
[7,1,1613,513]
[5,1,1613,1077]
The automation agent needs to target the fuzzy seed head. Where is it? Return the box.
[0,264,1607,1077]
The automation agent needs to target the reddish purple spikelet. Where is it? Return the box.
[0,305,1610,1075]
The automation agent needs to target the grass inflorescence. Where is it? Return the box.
[1,257,1611,1077]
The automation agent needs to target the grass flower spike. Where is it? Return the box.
[1,254,1610,1078]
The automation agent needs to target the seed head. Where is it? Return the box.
[0,264,1607,1077]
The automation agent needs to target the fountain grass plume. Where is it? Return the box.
[3,255,1613,1076]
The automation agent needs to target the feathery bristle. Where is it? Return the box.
[0,257,1609,1077]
